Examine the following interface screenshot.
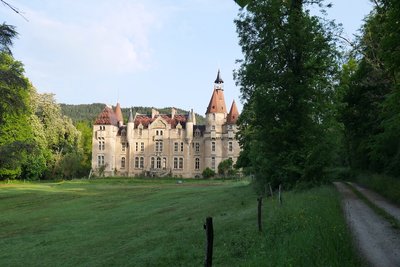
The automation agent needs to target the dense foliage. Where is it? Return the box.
[234,0,340,189]
[340,0,400,176]
[0,26,89,180]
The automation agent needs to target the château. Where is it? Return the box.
[91,70,240,177]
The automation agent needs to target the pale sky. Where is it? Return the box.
[1,0,373,115]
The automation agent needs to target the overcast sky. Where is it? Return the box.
[1,0,373,115]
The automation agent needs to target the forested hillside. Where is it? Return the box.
[60,103,206,125]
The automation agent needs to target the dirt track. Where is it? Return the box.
[334,182,400,267]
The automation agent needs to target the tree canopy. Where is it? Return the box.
[234,0,341,189]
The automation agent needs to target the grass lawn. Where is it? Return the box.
[0,178,360,266]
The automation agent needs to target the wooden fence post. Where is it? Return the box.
[204,217,214,267]
[269,183,273,198]
[257,196,263,232]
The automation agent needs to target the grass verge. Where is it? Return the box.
[345,182,400,230]
[354,172,400,206]
[0,179,360,266]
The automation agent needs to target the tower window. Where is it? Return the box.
[229,141,233,152]
[211,157,215,170]
[195,142,200,153]
[211,142,216,152]
[121,142,126,152]
[195,158,200,170]
[121,157,125,169]
[97,155,105,167]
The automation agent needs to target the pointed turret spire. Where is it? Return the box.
[114,102,124,123]
[128,108,134,123]
[227,100,239,124]
[187,110,193,123]
[214,69,224,84]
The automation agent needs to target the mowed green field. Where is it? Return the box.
[0,179,360,266]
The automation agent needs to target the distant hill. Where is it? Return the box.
[60,103,206,125]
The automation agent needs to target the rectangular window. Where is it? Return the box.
[151,157,155,169]
[211,141,215,152]
[135,142,139,152]
[121,142,126,152]
[121,157,125,168]
[141,142,144,152]
[97,155,105,167]
[180,142,184,152]
[156,157,161,169]
[211,157,215,170]
[195,142,200,153]
[195,158,200,170]
[155,141,163,152]
[173,157,178,169]
[174,142,178,152]
[229,141,233,152]
[98,141,102,150]
[102,141,105,150]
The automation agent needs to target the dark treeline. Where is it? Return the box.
[60,103,206,125]
[234,0,400,190]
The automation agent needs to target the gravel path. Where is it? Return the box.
[334,182,400,267]
[348,182,400,222]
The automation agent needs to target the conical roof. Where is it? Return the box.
[214,69,224,84]
[114,102,123,123]
[206,88,227,114]
[227,100,239,124]
[128,108,134,123]
[94,105,118,125]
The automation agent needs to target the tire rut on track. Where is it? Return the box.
[334,182,400,267]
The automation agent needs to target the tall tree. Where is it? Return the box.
[234,0,340,189]
[341,0,400,176]
[0,23,17,54]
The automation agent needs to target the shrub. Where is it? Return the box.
[202,167,215,179]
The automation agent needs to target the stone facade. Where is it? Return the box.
[91,71,240,177]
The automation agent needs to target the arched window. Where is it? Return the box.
[140,157,144,169]
[179,158,184,169]
[135,157,139,168]
[163,157,167,169]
